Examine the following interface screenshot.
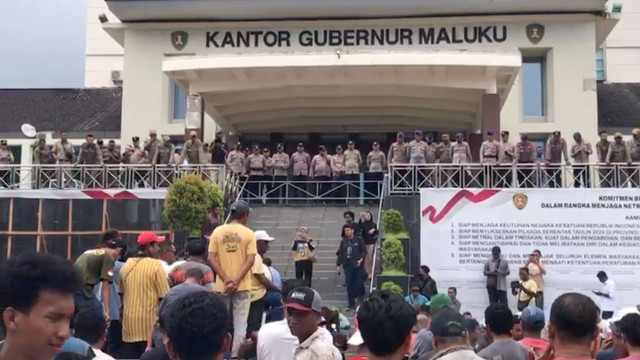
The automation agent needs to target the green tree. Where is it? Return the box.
[163,174,223,237]
[381,237,405,272]
[382,209,405,234]
[381,281,404,296]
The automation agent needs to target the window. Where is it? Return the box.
[522,56,546,117]
[171,81,187,121]
[596,48,606,81]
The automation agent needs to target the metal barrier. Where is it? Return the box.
[389,163,640,194]
[240,178,385,204]
[369,174,388,292]
[0,164,226,190]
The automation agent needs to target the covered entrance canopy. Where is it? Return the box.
[164,52,521,133]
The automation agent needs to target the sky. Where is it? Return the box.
[0,0,86,88]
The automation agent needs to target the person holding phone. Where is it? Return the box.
[594,271,617,320]
[291,226,315,286]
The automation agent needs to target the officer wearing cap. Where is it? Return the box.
[77,134,104,166]
[123,136,146,164]
[452,133,472,164]
[425,132,438,164]
[430,309,483,360]
[570,132,592,187]
[495,130,515,187]
[33,136,54,165]
[408,130,428,165]
[226,142,246,175]
[479,130,500,186]
[388,131,409,165]
[53,131,75,164]
[366,142,386,201]
[180,131,205,165]
[595,131,612,187]
[310,145,331,199]
[545,131,570,188]
[144,130,162,165]
[437,133,453,164]
[516,133,538,188]
[0,140,14,188]
[155,135,175,165]
[629,128,640,187]
[246,145,266,199]
[330,145,347,200]
[291,142,311,199]
[607,132,632,187]
[344,140,362,198]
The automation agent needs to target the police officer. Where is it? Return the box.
[628,128,640,187]
[310,145,332,200]
[437,134,454,187]
[497,131,515,188]
[145,130,162,165]
[516,133,538,188]
[123,136,146,165]
[272,143,290,201]
[408,130,427,188]
[452,133,473,187]
[54,131,75,164]
[180,131,205,165]
[607,132,632,188]
[262,147,275,202]
[425,133,438,164]
[291,142,311,200]
[570,132,592,188]
[77,134,104,187]
[479,130,499,187]
[155,136,174,166]
[344,140,362,199]
[245,145,266,199]
[596,131,612,187]
[545,131,570,188]
[103,140,122,188]
[0,140,15,188]
[331,145,346,200]
[33,138,54,188]
[226,142,246,176]
[366,141,386,201]
[421,133,439,187]
[388,132,409,190]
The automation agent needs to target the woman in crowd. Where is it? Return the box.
[359,211,378,280]
[291,226,316,286]
[526,249,546,309]
[416,265,438,300]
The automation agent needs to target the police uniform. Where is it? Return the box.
[271,145,290,201]
[103,145,121,165]
[330,147,346,200]
[545,133,569,188]
[0,141,14,188]
[145,138,162,165]
[388,141,409,164]
[77,142,104,165]
[343,142,362,198]
[54,140,75,164]
[570,134,592,188]
[607,133,632,188]
[388,133,409,190]
[596,137,611,187]
[628,129,640,187]
[34,141,54,165]
[310,148,332,198]
[495,132,515,188]
[408,139,428,164]
[291,144,311,199]
[366,142,386,201]
[227,147,246,175]
[516,137,538,188]
[262,149,276,202]
[366,147,386,172]
[246,148,266,199]
[479,131,499,187]
[180,138,205,165]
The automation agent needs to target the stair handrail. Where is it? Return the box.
[369,173,388,291]
[224,175,247,224]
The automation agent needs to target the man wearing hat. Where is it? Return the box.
[272,143,290,200]
[248,230,279,334]
[208,200,257,357]
[291,142,311,200]
[344,141,362,198]
[180,131,205,165]
[245,144,266,199]
[628,128,640,187]
[366,141,386,201]
[54,131,75,164]
[331,145,347,200]
[596,131,612,187]
[518,307,548,358]
[480,130,499,186]
[570,132,593,188]
[545,131,570,188]
[388,132,409,165]
[452,133,472,187]
[144,130,162,165]
[227,142,246,175]
[119,232,170,358]
[494,130,515,188]
[429,309,484,360]
[310,145,332,200]
[285,287,339,360]
[409,130,428,165]
[123,136,145,164]
[410,293,454,360]
[516,133,538,188]
[607,132,632,187]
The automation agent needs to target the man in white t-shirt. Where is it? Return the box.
[594,271,616,320]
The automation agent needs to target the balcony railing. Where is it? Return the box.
[0,164,226,190]
[388,163,640,194]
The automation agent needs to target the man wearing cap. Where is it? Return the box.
[144,130,162,165]
[607,133,632,187]
[452,133,472,187]
[545,131,570,188]
[420,133,439,187]
[77,134,104,187]
[495,131,515,188]
[0,140,14,188]
[409,130,428,165]
[54,131,75,164]
[245,145,266,199]
[429,309,484,360]
[180,131,205,165]
[596,131,612,187]
[388,132,409,189]
[208,200,257,357]
[410,293,454,360]
[248,230,280,335]
[285,286,339,360]
[570,132,593,188]
[272,143,290,199]
[518,307,548,359]
[291,143,311,200]
[227,142,246,175]
[480,130,500,187]
[516,133,538,188]
[122,136,145,164]
[436,134,454,187]
[119,232,170,359]
[628,128,640,187]
[329,145,346,200]
[310,145,332,199]
[366,141,386,200]
[344,141,363,199]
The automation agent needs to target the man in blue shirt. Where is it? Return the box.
[405,283,429,306]
[264,257,284,322]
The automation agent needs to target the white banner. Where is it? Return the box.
[420,188,640,319]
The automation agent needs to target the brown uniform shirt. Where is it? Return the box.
[596,140,610,163]
[452,142,472,164]
[388,142,409,164]
[227,150,246,175]
[246,154,266,175]
[499,142,515,164]
[607,142,631,163]
[344,149,362,174]
[367,150,386,172]
[438,142,453,163]
[480,140,500,164]
[291,152,311,176]
[272,152,290,176]
[331,154,346,176]
[310,154,332,178]
[571,142,592,164]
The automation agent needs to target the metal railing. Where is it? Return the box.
[0,164,226,190]
[239,178,385,204]
[389,163,640,194]
[369,174,388,292]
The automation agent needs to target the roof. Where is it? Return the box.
[598,82,640,129]
[0,88,122,134]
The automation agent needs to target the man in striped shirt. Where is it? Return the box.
[118,232,170,359]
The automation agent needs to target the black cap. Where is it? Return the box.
[430,309,467,337]
[336,145,343,150]
[348,140,354,145]
[132,136,140,142]
[297,142,304,147]
[0,140,7,145]
[253,144,259,150]
[284,287,322,312]
[318,145,326,151]
[553,131,561,137]
[277,143,284,149]
[372,141,379,146]
[501,130,509,136]
[230,200,251,217]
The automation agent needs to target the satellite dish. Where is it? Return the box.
[21,123,37,138]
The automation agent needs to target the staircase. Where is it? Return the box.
[249,205,377,309]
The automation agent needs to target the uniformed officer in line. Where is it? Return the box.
[123,136,147,164]
[452,133,473,187]
[180,131,205,165]
[54,131,75,165]
[0,140,15,188]
[291,142,311,200]
[76,134,104,187]
[145,130,162,165]
[366,141,386,201]
[437,134,454,187]
[421,133,439,187]
[516,133,538,188]
[628,128,640,187]
[310,145,332,200]
[607,132,632,188]
[545,131,570,188]
[388,132,409,189]
[226,142,246,176]
[262,147,275,202]
[497,131,515,188]
[408,130,427,188]
[331,145,346,200]
[202,143,212,164]
[425,133,438,164]
[479,130,499,187]
[344,140,362,199]
[271,143,290,200]
[33,137,54,187]
[595,131,612,187]
[246,145,266,199]
[102,140,122,188]
[570,132,592,188]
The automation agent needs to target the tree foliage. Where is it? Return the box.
[381,237,405,272]
[382,209,405,234]
[163,174,223,237]
[381,281,404,296]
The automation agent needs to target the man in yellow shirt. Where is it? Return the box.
[514,267,540,311]
[208,200,257,357]
[247,230,281,335]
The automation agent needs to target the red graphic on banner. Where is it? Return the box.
[422,189,500,224]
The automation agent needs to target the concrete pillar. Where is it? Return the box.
[482,93,501,140]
